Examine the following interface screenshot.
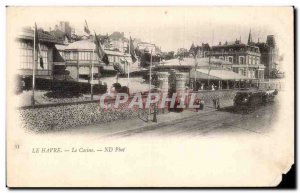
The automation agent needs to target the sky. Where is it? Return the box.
[11,7,283,52]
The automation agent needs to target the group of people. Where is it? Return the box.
[192,81,219,91]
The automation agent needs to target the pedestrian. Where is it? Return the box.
[195,99,200,112]
[201,83,204,90]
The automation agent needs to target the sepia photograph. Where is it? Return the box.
[5,6,294,188]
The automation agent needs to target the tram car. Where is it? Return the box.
[233,89,278,109]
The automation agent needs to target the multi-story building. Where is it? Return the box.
[255,35,278,78]
[63,38,132,82]
[137,42,157,55]
[50,29,71,45]
[54,21,74,39]
[108,32,128,53]
[208,34,265,79]
[110,39,128,53]
[16,27,63,78]
[189,43,211,58]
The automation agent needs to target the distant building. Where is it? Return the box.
[16,27,63,78]
[255,35,279,78]
[108,32,128,53]
[137,42,157,55]
[110,39,128,52]
[49,29,71,45]
[54,21,74,39]
[208,32,265,79]
[189,43,211,58]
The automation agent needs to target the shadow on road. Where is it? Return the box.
[218,102,276,115]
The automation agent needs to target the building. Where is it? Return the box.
[109,39,128,53]
[50,29,71,45]
[255,35,279,78]
[54,21,74,39]
[108,32,128,53]
[208,35,265,80]
[63,39,132,82]
[137,42,157,55]
[16,27,63,78]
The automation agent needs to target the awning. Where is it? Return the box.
[190,69,254,80]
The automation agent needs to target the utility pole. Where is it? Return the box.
[194,51,197,90]
[128,35,131,88]
[148,49,153,122]
[91,35,95,100]
[208,31,214,88]
[32,24,36,107]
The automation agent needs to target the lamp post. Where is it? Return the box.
[32,24,36,107]
[91,38,95,100]
[147,49,153,122]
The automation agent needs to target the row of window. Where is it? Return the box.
[214,47,259,53]
[217,55,260,65]
[64,51,128,64]
[19,48,49,70]
[19,42,48,51]
[64,51,99,61]
[234,68,258,78]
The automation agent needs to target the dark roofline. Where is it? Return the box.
[212,43,259,49]
[18,28,63,45]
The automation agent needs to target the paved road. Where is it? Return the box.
[109,101,279,138]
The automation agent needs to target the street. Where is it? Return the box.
[105,101,279,138]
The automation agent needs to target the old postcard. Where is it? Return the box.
[6,6,294,187]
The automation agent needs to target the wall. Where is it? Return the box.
[18,90,238,132]
[194,90,237,107]
[18,99,165,132]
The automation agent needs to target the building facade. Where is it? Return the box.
[209,40,265,79]
[137,42,157,55]
[63,39,132,82]
[17,27,62,78]
[255,35,278,78]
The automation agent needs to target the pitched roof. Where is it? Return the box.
[18,27,61,44]
[65,39,131,56]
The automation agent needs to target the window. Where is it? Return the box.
[19,41,33,69]
[228,56,233,63]
[239,56,245,64]
[93,52,98,61]
[239,69,244,75]
[18,41,49,70]
[68,51,77,60]
[249,56,252,65]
